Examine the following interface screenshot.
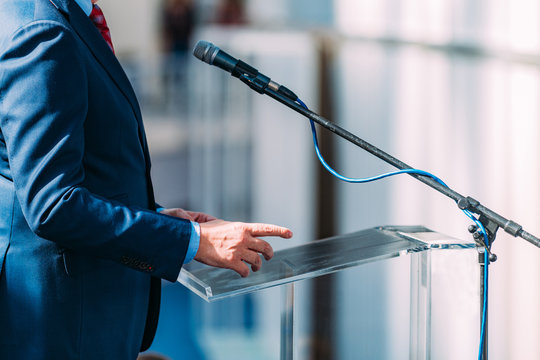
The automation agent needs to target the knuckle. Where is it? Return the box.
[234,223,250,237]
[234,222,246,232]
[260,242,271,254]
[240,232,250,243]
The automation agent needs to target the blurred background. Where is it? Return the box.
[99,0,540,359]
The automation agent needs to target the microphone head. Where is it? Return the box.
[193,40,219,65]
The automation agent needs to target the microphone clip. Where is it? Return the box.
[239,72,271,94]
[232,60,271,94]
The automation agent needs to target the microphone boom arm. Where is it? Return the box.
[260,79,540,249]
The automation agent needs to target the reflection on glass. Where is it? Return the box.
[179,226,474,302]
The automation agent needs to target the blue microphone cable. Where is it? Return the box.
[295,98,490,360]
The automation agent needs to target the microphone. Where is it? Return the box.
[192,40,255,78]
[192,40,298,100]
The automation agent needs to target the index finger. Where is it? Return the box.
[247,223,293,238]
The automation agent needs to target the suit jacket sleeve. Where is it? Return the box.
[0,20,190,282]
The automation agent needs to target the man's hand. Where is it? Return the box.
[196,220,293,277]
[160,208,217,223]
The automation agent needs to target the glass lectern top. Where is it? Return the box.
[178,225,475,302]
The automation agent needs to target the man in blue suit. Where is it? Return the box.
[0,0,292,358]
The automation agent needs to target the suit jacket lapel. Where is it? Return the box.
[49,0,155,206]
[49,0,144,125]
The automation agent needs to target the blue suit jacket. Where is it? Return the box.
[0,0,193,358]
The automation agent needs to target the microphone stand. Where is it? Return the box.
[237,72,540,360]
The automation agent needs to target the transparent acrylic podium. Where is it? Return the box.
[178,226,479,359]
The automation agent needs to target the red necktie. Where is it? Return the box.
[90,4,115,54]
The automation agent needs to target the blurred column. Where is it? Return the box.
[334,40,401,360]
[187,27,317,360]
[505,63,540,360]
[335,0,388,37]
